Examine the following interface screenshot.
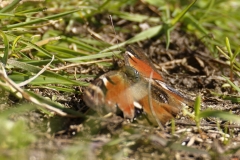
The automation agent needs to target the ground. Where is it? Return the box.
[0,1,240,160]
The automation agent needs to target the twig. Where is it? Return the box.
[87,28,106,42]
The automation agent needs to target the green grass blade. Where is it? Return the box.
[199,0,215,22]
[232,47,240,62]
[125,25,162,44]
[194,95,202,120]
[0,31,9,65]
[4,9,89,29]
[211,91,240,103]
[12,35,22,53]
[0,13,25,18]
[62,37,101,52]
[221,95,240,103]
[216,46,229,59]
[170,0,197,26]
[111,11,160,23]
[7,59,86,86]
[16,7,47,14]
[6,33,60,59]
[63,51,121,62]
[165,26,171,50]
[223,76,240,92]
[184,14,209,35]
[225,37,233,58]
[102,25,162,52]
[199,110,240,124]
[0,0,21,13]
[45,45,88,58]
[9,73,88,86]
[194,95,202,129]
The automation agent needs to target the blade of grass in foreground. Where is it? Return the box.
[16,7,47,14]
[62,37,101,52]
[101,25,162,52]
[165,0,197,49]
[8,59,87,86]
[45,45,89,58]
[170,0,197,26]
[194,95,201,129]
[63,51,121,62]
[6,33,60,59]
[9,73,88,86]
[0,103,36,119]
[110,11,160,23]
